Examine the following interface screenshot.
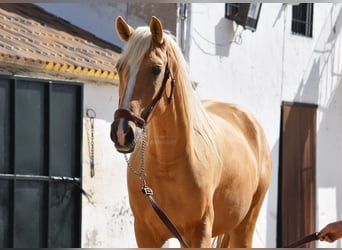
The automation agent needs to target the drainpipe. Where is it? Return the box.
[177,3,190,58]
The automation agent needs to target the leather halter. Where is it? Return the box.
[114,51,175,127]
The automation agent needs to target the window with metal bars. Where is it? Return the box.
[0,75,83,247]
[291,3,314,37]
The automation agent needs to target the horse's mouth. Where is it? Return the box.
[114,142,136,154]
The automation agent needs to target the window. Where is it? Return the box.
[291,3,314,37]
[225,3,262,32]
[225,3,240,17]
[0,76,83,247]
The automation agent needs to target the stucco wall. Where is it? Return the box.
[188,3,342,248]
[81,82,136,247]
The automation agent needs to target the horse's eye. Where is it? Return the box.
[152,65,162,76]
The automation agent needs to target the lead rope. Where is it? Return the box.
[283,232,319,248]
[123,127,189,248]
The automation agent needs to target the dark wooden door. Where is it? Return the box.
[277,102,317,248]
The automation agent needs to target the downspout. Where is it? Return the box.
[280,4,287,102]
[177,3,190,60]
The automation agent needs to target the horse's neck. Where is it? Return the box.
[147,90,191,163]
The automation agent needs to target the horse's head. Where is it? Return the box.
[110,16,175,153]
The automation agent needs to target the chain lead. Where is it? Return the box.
[86,108,96,178]
[124,126,148,188]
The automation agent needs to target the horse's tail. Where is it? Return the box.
[212,234,230,248]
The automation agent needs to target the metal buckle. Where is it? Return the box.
[142,186,153,196]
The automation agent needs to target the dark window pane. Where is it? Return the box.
[15,81,46,175]
[292,3,313,37]
[14,181,47,247]
[0,79,10,174]
[50,84,82,178]
[49,183,81,247]
[0,180,12,247]
[225,3,240,18]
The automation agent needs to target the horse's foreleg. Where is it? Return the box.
[134,221,165,248]
[189,208,214,247]
[229,207,259,248]
[190,225,212,247]
[229,180,270,247]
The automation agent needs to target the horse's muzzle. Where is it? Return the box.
[110,119,136,153]
[110,109,144,153]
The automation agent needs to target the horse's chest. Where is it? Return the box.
[128,162,210,214]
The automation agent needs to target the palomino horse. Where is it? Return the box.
[110,16,272,248]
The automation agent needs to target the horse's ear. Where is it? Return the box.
[150,16,164,45]
[116,16,134,42]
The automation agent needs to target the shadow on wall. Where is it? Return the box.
[310,8,342,249]
[317,76,342,246]
[326,6,342,46]
[265,140,280,247]
[214,17,236,57]
[191,17,239,57]
[316,7,342,236]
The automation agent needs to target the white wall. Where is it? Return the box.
[188,3,342,248]
[314,4,342,248]
[81,82,137,247]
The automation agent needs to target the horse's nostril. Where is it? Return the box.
[125,127,135,145]
[110,122,118,143]
[110,130,117,143]
[110,119,137,151]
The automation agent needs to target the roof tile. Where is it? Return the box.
[0,3,121,82]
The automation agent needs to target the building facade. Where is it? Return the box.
[1,2,341,248]
[186,3,342,248]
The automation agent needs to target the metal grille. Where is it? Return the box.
[0,75,83,247]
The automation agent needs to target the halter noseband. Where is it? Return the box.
[114,51,175,128]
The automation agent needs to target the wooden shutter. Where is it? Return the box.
[277,102,317,248]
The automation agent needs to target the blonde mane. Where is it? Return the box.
[163,34,221,160]
[118,27,152,70]
[119,26,221,160]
